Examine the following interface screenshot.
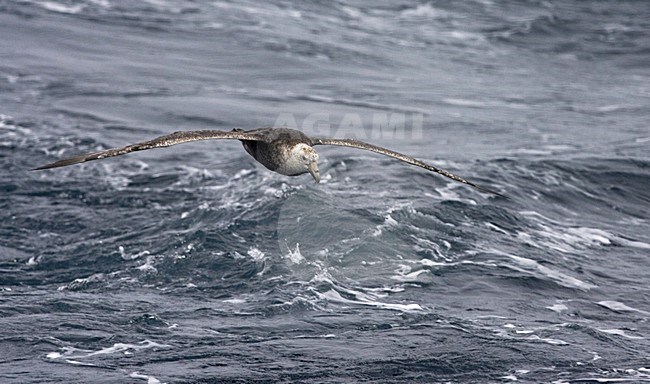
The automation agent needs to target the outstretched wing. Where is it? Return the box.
[311,137,505,197]
[34,129,268,170]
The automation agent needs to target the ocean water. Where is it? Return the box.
[1,1,649,383]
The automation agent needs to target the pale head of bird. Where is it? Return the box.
[287,143,320,183]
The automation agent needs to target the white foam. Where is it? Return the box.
[37,1,85,14]
[570,378,650,383]
[232,168,254,179]
[319,289,422,311]
[136,256,158,273]
[89,0,111,7]
[284,243,304,264]
[373,203,414,237]
[492,250,596,290]
[486,222,509,235]
[519,212,650,253]
[597,301,650,315]
[247,247,265,261]
[598,329,644,340]
[64,273,105,290]
[223,298,246,304]
[525,335,569,345]
[433,186,477,204]
[614,237,650,250]
[444,31,486,42]
[26,256,39,266]
[384,214,398,226]
[443,98,527,109]
[566,227,612,245]
[46,340,171,361]
[105,175,131,190]
[311,271,422,312]
[517,225,613,254]
[412,237,449,261]
[546,303,569,313]
[119,246,151,260]
[391,264,429,282]
[400,3,447,18]
[129,372,162,384]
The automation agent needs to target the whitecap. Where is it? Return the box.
[590,351,602,361]
[64,273,106,290]
[570,377,650,383]
[596,104,628,112]
[597,301,650,315]
[566,227,612,245]
[37,1,86,14]
[310,271,422,311]
[525,335,569,346]
[223,298,246,304]
[119,245,151,260]
[516,225,629,255]
[284,242,304,264]
[46,340,171,361]
[26,256,40,266]
[136,256,158,273]
[400,3,447,19]
[491,250,596,290]
[433,186,477,204]
[46,352,62,359]
[129,372,162,384]
[444,31,486,42]
[442,98,528,109]
[546,303,569,313]
[614,236,650,250]
[319,289,422,311]
[247,247,265,261]
[391,264,429,282]
[635,136,650,144]
[598,329,644,340]
[372,202,415,237]
[485,222,510,235]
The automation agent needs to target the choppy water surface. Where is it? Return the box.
[1,1,649,383]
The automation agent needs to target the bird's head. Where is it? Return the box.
[290,143,320,183]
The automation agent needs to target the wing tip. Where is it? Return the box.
[32,162,62,171]
[472,184,509,200]
[32,155,89,171]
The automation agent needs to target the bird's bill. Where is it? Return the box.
[308,161,320,183]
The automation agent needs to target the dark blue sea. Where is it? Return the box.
[1,1,649,383]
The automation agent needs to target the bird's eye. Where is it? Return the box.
[302,155,308,161]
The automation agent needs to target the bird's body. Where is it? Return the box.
[34,127,504,197]
[234,128,316,177]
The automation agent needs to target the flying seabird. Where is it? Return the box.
[34,127,504,197]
